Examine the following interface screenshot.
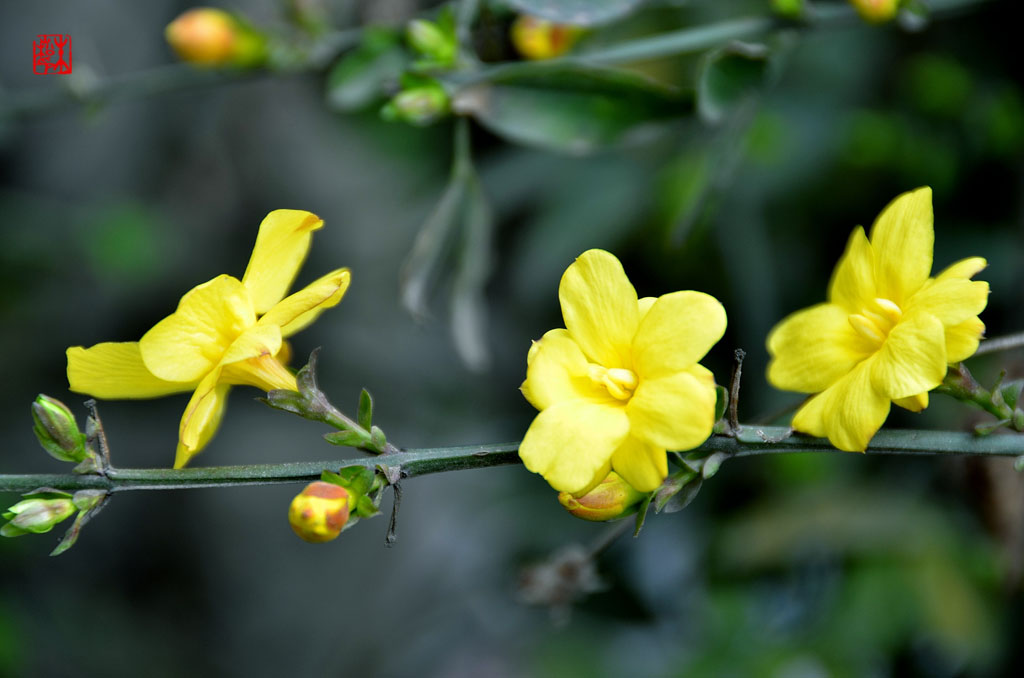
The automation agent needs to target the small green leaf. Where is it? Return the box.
[369,426,387,452]
[355,495,381,518]
[505,0,645,26]
[974,419,1010,436]
[999,380,1024,409]
[633,493,653,537]
[357,389,374,431]
[701,452,729,480]
[323,430,367,447]
[697,42,771,124]
[326,28,407,112]
[1015,455,1024,472]
[714,384,729,423]
[654,471,701,514]
[451,62,691,154]
[50,511,88,556]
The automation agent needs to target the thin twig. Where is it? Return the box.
[974,332,1024,356]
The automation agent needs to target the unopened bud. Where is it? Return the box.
[511,15,582,61]
[407,19,456,66]
[288,481,350,543]
[848,0,900,23]
[32,395,88,463]
[165,8,266,67]
[381,81,450,126]
[558,472,645,522]
[2,497,76,538]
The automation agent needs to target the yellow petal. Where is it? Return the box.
[175,368,230,468]
[627,365,717,451]
[519,399,629,494]
[241,210,325,314]
[632,291,727,380]
[767,303,873,393]
[894,392,929,412]
[521,328,607,411]
[869,187,934,304]
[871,311,946,399]
[827,226,876,312]
[558,249,638,368]
[637,296,657,323]
[140,275,255,382]
[221,323,282,365]
[907,277,988,325]
[947,316,985,363]
[611,436,668,493]
[258,268,351,338]
[792,357,891,452]
[67,342,193,399]
[936,256,987,281]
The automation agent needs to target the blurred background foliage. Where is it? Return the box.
[1,0,1023,676]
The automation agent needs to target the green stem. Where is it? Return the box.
[3,425,1022,496]
[974,331,1024,356]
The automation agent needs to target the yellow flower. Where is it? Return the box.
[848,0,900,23]
[510,15,582,61]
[767,187,988,451]
[66,210,350,468]
[519,250,726,495]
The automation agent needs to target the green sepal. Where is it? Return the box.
[260,389,307,416]
[974,419,1010,436]
[633,493,654,537]
[72,489,106,511]
[654,470,702,514]
[50,511,88,556]
[323,430,367,448]
[72,454,103,475]
[701,451,730,479]
[0,523,29,538]
[354,495,381,519]
[321,466,376,498]
[357,389,373,431]
[19,488,73,501]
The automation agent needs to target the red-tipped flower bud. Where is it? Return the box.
[557,472,645,522]
[288,481,350,543]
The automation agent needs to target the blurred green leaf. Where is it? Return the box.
[504,0,645,27]
[903,53,972,118]
[325,28,407,112]
[401,120,495,369]
[452,63,690,154]
[697,41,770,124]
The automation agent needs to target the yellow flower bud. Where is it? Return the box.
[848,0,900,23]
[557,472,646,522]
[510,15,582,61]
[165,8,266,67]
[288,481,350,543]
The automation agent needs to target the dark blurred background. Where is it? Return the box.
[1,1,1023,676]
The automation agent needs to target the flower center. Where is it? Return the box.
[848,297,903,347]
[588,364,638,401]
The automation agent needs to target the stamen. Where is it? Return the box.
[849,314,885,344]
[873,297,903,325]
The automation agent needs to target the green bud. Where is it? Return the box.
[2,497,77,537]
[558,472,646,522]
[381,81,450,126]
[407,19,456,65]
[31,395,88,463]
